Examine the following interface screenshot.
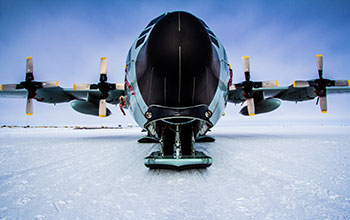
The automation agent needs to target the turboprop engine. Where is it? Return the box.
[71,100,112,117]
[71,57,123,117]
[239,98,281,116]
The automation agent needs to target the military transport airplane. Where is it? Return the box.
[1,11,350,169]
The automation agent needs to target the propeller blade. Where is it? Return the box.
[99,99,107,117]
[231,83,245,90]
[319,96,327,113]
[262,80,279,88]
[293,81,310,88]
[42,81,58,88]
[316,54,323,79]
[334,80,350,87]
[99,57,108,82]
[242,56,250,81]
[229,84,237,90]
[26,57,33,74]
[73,84,91,91]
[100,57,107,74]
[25,57,34,81]
[242,56,250,73]
[115,83,124,90]
[246,98,255,116]
[26,98,33,115]
[0,84,18,91]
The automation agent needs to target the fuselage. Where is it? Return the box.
[124,11,230,135]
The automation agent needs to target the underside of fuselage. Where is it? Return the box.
[132,11,223,169]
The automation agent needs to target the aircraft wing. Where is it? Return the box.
[0,89,27,98]
[63,88,125,105]
[228,85,350,116]
[0,86,125,116]
[0,57,125,117]
[273,86,350,101]
[228,55,350,115]
[229,86,350,103]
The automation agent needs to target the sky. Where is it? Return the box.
[0,0,350,126]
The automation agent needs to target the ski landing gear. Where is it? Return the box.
[144,124,212,170]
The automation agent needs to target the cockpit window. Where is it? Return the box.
[126,48,131,64]
[135,35,146,49]
[146,14,165,28]
[138,27,151,38]
[199,19,218,41]
[199,19,209,28]
[209,35,219,48]
[206,29,216,38]
[224,49,228,61]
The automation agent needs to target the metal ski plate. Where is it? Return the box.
[144,151,212,170]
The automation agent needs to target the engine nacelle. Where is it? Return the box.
[71,100,111,117]
[240,98,281,116]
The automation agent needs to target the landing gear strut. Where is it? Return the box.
[144,122,212,170]
[173,125,182,159]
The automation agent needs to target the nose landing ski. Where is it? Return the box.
[144,151,212,170]
[144,123,212,170]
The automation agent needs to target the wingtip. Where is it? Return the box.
[26,57,32,60]
[0,84,3,91]
[316,54,323,57]
[321,111,327,114]
[26,113,33,116]
[242,56,249,59]
[348,80,350,86]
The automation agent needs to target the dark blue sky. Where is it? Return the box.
[1,0,350,125]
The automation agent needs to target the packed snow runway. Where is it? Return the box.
[0,125,350,219]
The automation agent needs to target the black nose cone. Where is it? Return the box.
[136,11,220,107]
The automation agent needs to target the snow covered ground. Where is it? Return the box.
[0,125,350,219]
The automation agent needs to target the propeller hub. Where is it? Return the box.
[99,74,107,83]
[25,73,34,81]
[19,80,42,98]
[97,82,112,99]
[312,78,332,97]
[242,81,254,98]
